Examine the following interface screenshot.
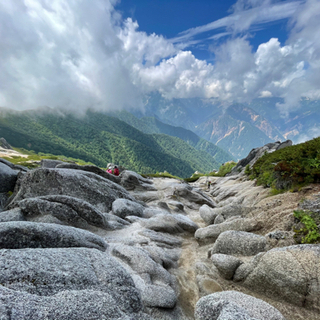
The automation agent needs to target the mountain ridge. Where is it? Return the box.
[0,108,223,177]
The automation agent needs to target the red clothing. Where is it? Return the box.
[114,168,120,176]
[107,169,112,174]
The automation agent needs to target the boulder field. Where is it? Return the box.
[0,142,320,319]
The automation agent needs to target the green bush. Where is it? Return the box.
[293,210,320,244]
[251,137,320,191]
[216,161,237,177]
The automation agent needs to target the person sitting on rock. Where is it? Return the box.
[113,166,120,176]
[107,166,113,174]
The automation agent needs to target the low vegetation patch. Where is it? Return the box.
[142,172,182,180]
[2,148,95,169]
[250,137,320,191]
[293,209,320,244]
[184,161,237,182]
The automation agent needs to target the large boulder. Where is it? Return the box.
[18,195,116,229]
[141,213,198,234]
[111,244,177,308]
[7,168,135,212]
[211,254,242,280]
[195,291,285,320]
[0,158,28,172]
[0,208,26,222]
[0,138,12,149]
[112,198,145,219]
[0,247,142,314]
[0,287,152,320]
[173,184,217,209]
[195,218,262,242]
[120,171,156,191]
[56,163,121,184]
[139,229,182,249]
[0,221,107,251]
[40,159,66,168]
[199,204,218,225]
[0,161,17,193]
[239,245,320,311]
[210,231,267,256]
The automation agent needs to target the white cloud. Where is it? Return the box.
[259,90,273,97]
[170,0,303,45]
[0,0,319,116]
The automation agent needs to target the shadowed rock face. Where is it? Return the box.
[0,221,108,251]
[0,162,17,193]
[7,168,135,212]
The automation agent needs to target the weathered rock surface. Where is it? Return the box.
[141,213,198,234]
[195,291,286,320]
[240,245,320,311]
[210,231,267,256]
[0,248,142,314]
[0,221,107,251]
[195,218,262,242]
[0,138,12,149]
[7,168,135,212]
[112,198,145,219]
[199,204,218,225]
[40,159,66,168]
[111,244,177,308]
[56,163,121,184]
[0,287,152,320]
[211,254,242,280]
[173,184,217,209]
[0,208,25,222]
[17,195,129,229]
[139,229,182,248]
[120,170,156,191]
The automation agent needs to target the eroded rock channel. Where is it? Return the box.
[0,150,320,319]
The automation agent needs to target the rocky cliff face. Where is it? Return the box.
[0,143,320,320]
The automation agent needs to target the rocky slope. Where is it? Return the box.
[0,142,320,319]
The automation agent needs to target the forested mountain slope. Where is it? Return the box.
[0,108,221,177]
[108,110,234,164]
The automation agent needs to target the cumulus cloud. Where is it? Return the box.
[0,0,175,111]
[0,0,319,116]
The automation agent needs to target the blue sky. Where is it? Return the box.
[0,0,320,116]
[116,0,290,61]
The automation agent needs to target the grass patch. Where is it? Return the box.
[293,209,320,244]
[2,151,96,169]
[142,172,182,180]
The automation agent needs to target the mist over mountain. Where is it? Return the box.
[0,108,227,177]
[107,110,234,164]
[133,94,320,159]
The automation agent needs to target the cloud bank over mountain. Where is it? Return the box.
[0,0,319,115]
